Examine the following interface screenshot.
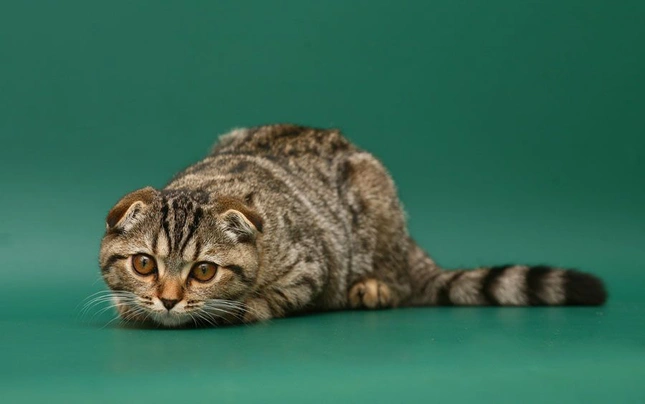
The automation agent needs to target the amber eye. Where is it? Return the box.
[190,262,218,282]
[132,254,157,276]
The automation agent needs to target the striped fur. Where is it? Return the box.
[98,124,607,328]
[408,263,606,306]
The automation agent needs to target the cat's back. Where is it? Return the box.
[166,124,359,193]
[210,124,357,159]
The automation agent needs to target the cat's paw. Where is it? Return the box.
[349,279,392,309]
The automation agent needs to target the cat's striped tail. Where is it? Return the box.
[426,265,607,306]
[407,247,607,306]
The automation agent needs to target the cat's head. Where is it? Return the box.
[98,187,263,327]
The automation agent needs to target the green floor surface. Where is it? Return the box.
[1,1,644,403]
[2,301,644,403]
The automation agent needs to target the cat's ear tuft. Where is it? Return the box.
[219,209,263,243]
[106,187,158,232]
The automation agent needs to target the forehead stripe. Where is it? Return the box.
[160,198,172,254]
[171,199,186,252]
[192,239,202,261]
[179,206,203,256]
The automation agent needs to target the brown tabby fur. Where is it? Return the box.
[98,124,607,327]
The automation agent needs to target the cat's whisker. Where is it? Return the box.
[81,291,136,305]
[129,306,153,325]
[84,295,140,320]
[212,303,246,312]
[80,289,116,302]
[81,295,124,309]
[202,305,245,323]
[196,310,219,327]
[101,312,124,329]
[91,275,106,286]
[204,299,264,321]
[79,291,129,314]
[203,299,247,311]
[91,301,128,319]
[82,290,135,301]
[202,301,240,313]
[103,302,152,328]
[201,305,240,315]
[191,311,205,326]
[80,297,123,319]
[187,312,199,327]
[123,306,148,324]
[193,304,219,322]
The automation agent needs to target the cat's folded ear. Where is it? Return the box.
[106,187,159,232]
[219,208,263,243]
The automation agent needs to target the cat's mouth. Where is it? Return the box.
[113,295,193,328]
[149,310,193,328]
[113,295,242,328]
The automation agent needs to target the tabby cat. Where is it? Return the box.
[99,124,607,327]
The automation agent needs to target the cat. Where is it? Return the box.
[98,124,607,327]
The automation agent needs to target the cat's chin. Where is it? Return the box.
[150,312,193,328]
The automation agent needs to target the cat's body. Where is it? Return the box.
[99,124,606,327]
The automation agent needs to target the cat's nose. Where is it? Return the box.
[160,298,179,311]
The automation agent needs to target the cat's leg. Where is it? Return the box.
[241,297,273,323]
[199,298,273,325]
[241,268,325,323]
[340,153,413,309]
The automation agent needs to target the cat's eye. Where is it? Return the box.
[132,253,157,276]
[190,262,218,282]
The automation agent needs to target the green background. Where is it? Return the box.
[1,1,643,402]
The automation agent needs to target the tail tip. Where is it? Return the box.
[565,270,607,306]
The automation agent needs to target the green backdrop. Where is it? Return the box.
[1,1,643,403]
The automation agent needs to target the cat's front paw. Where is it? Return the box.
[349,279,392,309]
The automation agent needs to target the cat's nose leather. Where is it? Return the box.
[160,298,179,311]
